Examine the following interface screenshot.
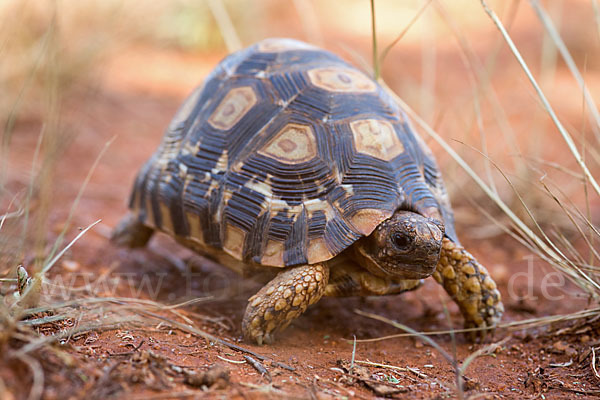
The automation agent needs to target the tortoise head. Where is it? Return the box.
[353,210,444,279]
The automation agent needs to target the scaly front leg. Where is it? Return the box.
[433,238,504,339]
[242,264,329,345]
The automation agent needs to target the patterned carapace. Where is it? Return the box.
[129,38,455,268]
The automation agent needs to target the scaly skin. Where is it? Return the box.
[242,264,329,345]
[325,260,422,297]
[433,238,504,339]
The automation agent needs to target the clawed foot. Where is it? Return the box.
[242,264,329,345]
[433,239,504,341]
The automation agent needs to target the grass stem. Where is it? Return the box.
[370,0,380,80]
[480,0,600,198]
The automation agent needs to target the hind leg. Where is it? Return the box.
[242,264,329,345]
[111,213,154,248]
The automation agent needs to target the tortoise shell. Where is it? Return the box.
[129,38,456,268]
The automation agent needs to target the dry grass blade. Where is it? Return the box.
[354,360,428,379]
[459,336,510,377]
[13,318,139,357]
[592,0,600,47]
[355,311,450,358]
[18,131,44,259]
[383,81,598,293]
[370,0,379,80]
[1,12,54,186]
[350,334,357,369]
[0,193,19,231]
[523,156,584,179]
[433,1,502,194]
[354,309,464,397]
[130,308,295,371]
[44,137,115,266]
[217,355,245,364]
[16,353,44,400]
[465,144,600,292]
[41,219,101,274]
[592,347,600,381]
[529,0,600,141]
[540,180,600,262]
[354,307,600,343]
[21,295,212,317]
[206,0,242,53]
[479,0,600,198]
[378,0,433,68]
[529,172,600,241]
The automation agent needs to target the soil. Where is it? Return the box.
[3,3,600,398]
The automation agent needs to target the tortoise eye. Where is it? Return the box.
[392,232,411,250]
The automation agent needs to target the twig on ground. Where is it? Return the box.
[16,353,44,400]
[354,360,428,379]
[354,307,600,343]
[350,335,357,370]
[106,339,145,357]
[244,355,271,382]
[353,309,462,396]
[216,355,246,364]
[591,347,600,381]
[459,336,511,377]
[131,308,295,371]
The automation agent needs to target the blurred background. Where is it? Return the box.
[2,1,600,397]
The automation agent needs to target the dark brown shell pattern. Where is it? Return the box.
[128,38,457,268]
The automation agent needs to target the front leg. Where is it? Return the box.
[242,264,329,345]
[433,238,504,338]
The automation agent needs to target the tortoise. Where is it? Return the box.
[112,38,503,344]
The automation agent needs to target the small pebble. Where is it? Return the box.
[62,260,80,272]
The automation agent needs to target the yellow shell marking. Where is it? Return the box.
[307,67,376,93]
[303,198,330,213]
[208,86,257,130]
[223,224,246,259]
[212,150,229,174]
[244,179,274,199]
[261,240,285,266]
[186,211,204,244]
[159,202,175,234]
[350,119,404,161]
[306,238,334,264]
[145,196,156,228]
[350,208,393,235]
[258,123,317,164]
